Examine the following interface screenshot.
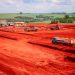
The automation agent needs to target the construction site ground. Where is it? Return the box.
[0,26,75,75]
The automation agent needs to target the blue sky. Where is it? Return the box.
[0,0,75,13]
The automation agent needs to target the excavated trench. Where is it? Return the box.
[28,42,75,54]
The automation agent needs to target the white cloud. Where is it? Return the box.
[0,0,75,13]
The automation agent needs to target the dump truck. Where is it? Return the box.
[24,26,38,32]
[50,25,60,30]
[52,37,75,46]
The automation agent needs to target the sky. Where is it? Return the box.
[0,0,75,13]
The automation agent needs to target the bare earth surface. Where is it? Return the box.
[0,29,75,75]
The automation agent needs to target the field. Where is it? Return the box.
[0,13,74,19]
[0,13,75,24]
[0,13,65,19]
[0,23,75,75]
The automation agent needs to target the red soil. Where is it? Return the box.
[0,24,75,75]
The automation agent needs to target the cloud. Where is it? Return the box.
[0,0,75,13]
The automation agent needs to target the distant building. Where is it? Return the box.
[7,22,15,26]
[14,22,26,27]
[0,20,7,25]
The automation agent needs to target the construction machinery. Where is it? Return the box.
[50,25,60,30]
[24,26,38,32]
[52,37,75,46]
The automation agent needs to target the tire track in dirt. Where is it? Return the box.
[1,52,73,75]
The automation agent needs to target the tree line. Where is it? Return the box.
[6,14,75,23]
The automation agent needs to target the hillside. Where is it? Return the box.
[0,13,65,19]
[0,13,75,23]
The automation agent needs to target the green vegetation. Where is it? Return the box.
[0,13,75,23]
[54,14,75,23]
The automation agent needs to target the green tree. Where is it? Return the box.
[65,15,69,19]
[19,12,23,14]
